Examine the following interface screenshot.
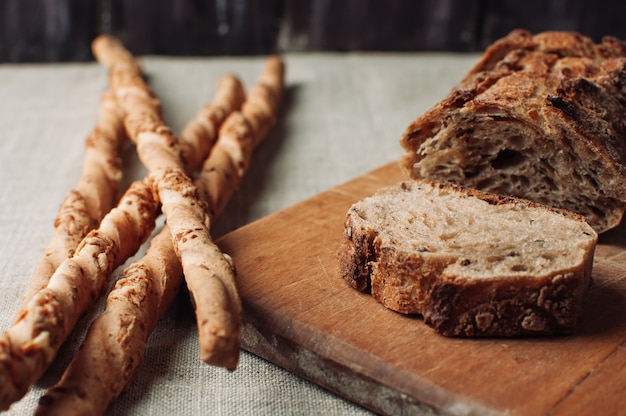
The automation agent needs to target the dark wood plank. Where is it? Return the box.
[3,0,626,61]
[277,0,481,52]
[106,0,281,56]
[478,0,626,50]
[0,0,95,62]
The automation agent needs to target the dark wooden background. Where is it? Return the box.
[2,0,626,62]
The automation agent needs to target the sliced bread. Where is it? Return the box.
[338,180,598,337]
[400,29,626,233]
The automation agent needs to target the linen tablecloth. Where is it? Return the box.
[0,53,477,415]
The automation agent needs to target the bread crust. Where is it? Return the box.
[338,180,597,337]
[424,266,592,337]
[400,29,626,233]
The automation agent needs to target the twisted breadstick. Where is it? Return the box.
[93,34,245,367]
[0,180,158,411]
[167,57,283,365]
[15,90,127,321]
[179,75,246,173]
[186,55,285,365]
[0,35,252,412]
[35,224,180,416]
[196,55,284,217]
[35,56,284,415]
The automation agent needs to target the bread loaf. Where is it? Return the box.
[400,29,626,233]
[338,180,598,336]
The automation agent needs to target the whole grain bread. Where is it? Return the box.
[400,29,626,233]
[338,180,598,336]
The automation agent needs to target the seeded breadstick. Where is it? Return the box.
[0,180,158,411]
[6,37,242,412]
[186,56,285,366]
[169,56,283,365]
[179,75,246,173]
[93,34,244,367]
[35,225,181,416]
[90,33,138,71]
[35,56,284,416]
[197,55,284,217]
[14,90,127,321]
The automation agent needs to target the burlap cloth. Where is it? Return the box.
[0,53,475,415]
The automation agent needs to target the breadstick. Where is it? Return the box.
[22,38,243,412]
[0,180,158,411]
[179,75,246,173]
[185,55,285,364]
[35,225,181,416]
[196,55,285,217]
[14,35,141,318]
[159,56,284,365]
[35,56,284,415]
[14,90,127,321]
[93,34,246,368]
[90,33,138,71]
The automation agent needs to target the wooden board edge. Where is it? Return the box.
[240,322,503,416]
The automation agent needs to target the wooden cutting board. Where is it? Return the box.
[217,162,626,416]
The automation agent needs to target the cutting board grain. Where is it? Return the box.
[217,162,626,416]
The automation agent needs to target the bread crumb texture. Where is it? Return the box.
[338,180,598,337]
[400,29,626,233]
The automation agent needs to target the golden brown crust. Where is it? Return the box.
[195,55,285,219]
[15,90,127,321]
[93,34,244,368]
[35,69,254,414]
[34,53,285,416]
[0,180,158,411]
[179,75,246,173]
[35,225,182,416]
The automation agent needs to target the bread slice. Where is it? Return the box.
[338,180,598,337]
[400,29,626,233]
